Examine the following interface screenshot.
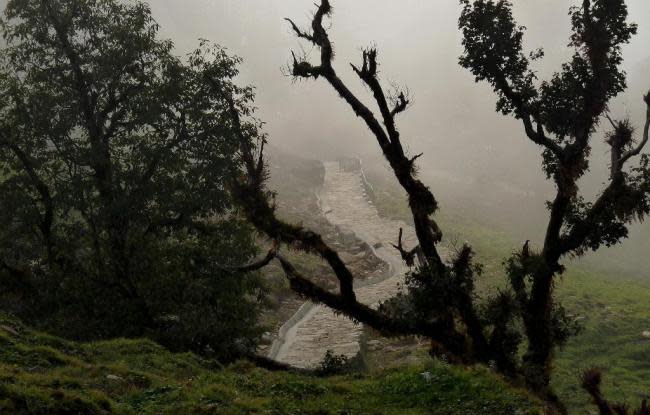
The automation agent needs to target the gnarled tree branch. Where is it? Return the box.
[561,93,650,255]
[228,94,356,301]
[286,0,445,272]
[493,74,565,159]
[275,253,467,357]
[391,227,420,267]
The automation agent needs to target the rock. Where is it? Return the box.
[642,331,650,338]
[106,374,124,382]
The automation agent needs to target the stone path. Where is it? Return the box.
[269,161,418,368]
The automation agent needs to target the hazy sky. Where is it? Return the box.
[1,0,648,274]
[146,0,650,217]
[148,0,650,166]
[146,0,650,275]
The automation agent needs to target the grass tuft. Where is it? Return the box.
[0,313,541,414]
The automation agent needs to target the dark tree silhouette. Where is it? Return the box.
[233,0,489,364]
[459,0,650,405]
[0,0,265,360]
[582,369,649,415]
[230,0,650,412]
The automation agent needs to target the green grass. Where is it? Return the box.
[364,171,650,414]
[0,313,541,414]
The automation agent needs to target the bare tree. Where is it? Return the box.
[232,0,490,363]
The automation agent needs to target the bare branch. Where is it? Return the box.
[226,97,258,181]
[290,50,323,79]
[285,0,446,271]
[284,18,316,43]
[351,48,401,146]
[582,368,615,415]
[408,153,423,169]
[390,91,410,117]
[229,92,356,301]
[391,227,419,267]
[285,0,333,79]
[605,114,618,130]
[275,253,467,357]
[581,368,649,415]
[286,6,391,151]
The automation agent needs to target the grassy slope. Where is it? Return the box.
[0,313,542,415]
[365,171,650,414]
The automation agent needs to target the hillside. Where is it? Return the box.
[363,168,650,414]
[0,313,542,415]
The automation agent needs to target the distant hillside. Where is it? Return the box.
[363,169,650,413]
[266,145,325,195]
[0,313,542,414]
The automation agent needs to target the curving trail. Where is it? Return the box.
[268,161,419,368]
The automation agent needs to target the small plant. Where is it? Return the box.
[317,350,352,376]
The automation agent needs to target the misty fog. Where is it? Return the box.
[150,0,650,278]
[7,0,647,276]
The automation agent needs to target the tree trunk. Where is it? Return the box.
[522,261,567,414]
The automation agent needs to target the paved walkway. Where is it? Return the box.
[269,161,418,368]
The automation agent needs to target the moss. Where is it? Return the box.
[0,313,541,414]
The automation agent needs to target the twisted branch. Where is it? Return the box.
[391,227,420,267]
[561,92,650,254]
[286,0,445,271]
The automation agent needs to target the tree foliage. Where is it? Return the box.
[459,0,650,408]
[0,0,266,361]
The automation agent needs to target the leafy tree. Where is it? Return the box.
[230,0,650,412]
[459,0,650,405]
[0,0,266,361]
